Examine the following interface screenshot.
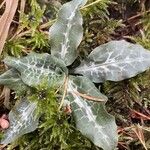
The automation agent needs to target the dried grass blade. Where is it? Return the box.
[0,0,19,54]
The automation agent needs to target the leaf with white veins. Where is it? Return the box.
[0,69,28,92]
[49,0,87,66]
[66,76,118,150]
[1,98,38,144]
[74,40,150,83]
[4,52,68,87]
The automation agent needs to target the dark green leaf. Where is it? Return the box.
[66,76,118,150]
[1,98,38,144]
[0,69,28,92]
[4,52,68,87]
[49,0,87,66]
[74,40,150,83]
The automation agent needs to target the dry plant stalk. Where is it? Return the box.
[74,91,106,102]
[0,0,19,54]
[132,125,148,150]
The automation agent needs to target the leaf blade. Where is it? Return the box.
[74,40,150,83]
[0,69,28,92]
[4,53,68,87]
[1,98,38,144]
[49,0,87,66]
[66,76,118,150]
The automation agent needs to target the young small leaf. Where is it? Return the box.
[1,98,38,144]
[74,40,150,83]
[66,76,118,150]
[0,69,28,92]
[49,0,87,66]
[4,53,68,87]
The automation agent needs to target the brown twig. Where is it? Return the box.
[74,91,106,102]
[131,109,150,120]
[126,9,150,22]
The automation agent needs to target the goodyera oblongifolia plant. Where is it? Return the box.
[1,0,150,149]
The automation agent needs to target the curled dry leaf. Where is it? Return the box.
[0,0,19,54]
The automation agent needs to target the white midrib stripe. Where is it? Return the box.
[76,58,147,72]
